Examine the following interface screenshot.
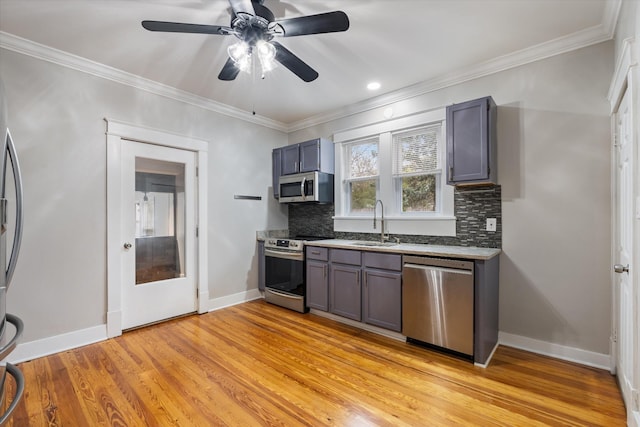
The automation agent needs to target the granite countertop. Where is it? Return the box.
[305,239,501,260]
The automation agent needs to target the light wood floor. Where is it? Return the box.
[5,300,626,426]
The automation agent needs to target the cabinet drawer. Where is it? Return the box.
[306,246,328,261]
[363,252,402,271]
[330,249,361,266]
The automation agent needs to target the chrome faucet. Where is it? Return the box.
[373,199,389,243]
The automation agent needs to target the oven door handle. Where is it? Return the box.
[265,288,303,300]
[264,248,304,261]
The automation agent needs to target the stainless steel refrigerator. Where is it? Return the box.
[0,78,25,423]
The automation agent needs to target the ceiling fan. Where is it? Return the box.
[142,0,349,82]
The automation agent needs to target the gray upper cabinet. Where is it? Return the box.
[446,96,497,186]
[281,144,300,175]
[272,138,335,198]
[299,138,334,173]
[272,148,282,199]
[277,138,335,177]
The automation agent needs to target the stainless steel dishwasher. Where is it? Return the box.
[402,255,474,357]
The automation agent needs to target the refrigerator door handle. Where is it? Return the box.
[4,129,23,289]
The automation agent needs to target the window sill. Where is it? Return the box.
[333,215,456,237]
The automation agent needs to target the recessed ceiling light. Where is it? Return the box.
[367,82,381,91]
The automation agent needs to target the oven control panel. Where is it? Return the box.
[265,238,303,251]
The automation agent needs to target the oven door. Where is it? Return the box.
[264,249,307,313]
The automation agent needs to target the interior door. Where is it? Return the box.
[614,87,637,418]
[121,140,197,329]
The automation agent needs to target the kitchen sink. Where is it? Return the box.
[350,241,398,247]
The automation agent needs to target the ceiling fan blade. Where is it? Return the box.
[228,0,255,17]
[272,41,318,82]
[218,57,241,81]
[142,20,232,35]
[273,11,349,37]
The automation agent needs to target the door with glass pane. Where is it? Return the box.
[121,141,197,329]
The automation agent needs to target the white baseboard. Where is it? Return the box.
[207,289,262,312]
[6,324,108,364]
[498,331,611,370]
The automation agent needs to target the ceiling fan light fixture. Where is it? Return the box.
[256,40,277,74]
[228,41,252,73]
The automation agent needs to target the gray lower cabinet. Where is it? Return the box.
[363,269,402,332]
[258,241,265,291]
[306,260,328,310]
[329,263,361,321]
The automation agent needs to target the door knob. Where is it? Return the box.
[614,264,629,274]
[123,243,132,250]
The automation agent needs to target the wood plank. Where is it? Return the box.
[4,300,626,426]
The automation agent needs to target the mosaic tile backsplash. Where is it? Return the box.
[288,185,502,248]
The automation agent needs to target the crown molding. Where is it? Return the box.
[287,0,622,132]
[0,31,289,133]
[0,0,621,135]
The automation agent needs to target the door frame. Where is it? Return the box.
[608,36,639,425]
[105,119,209,338]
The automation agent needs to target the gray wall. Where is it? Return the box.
[0,49,288,342]
[289,42,614,355]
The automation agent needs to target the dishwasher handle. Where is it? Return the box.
[403,263,473,276]
[403,255,474,271]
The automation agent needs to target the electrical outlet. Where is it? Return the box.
[486,218,497,232]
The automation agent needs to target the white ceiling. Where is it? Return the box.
[0,0,619,130]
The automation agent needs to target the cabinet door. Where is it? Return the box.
[281,144,300,175]
[272,148,282,198]
[258,241,265,291]
[363,269,402,331]
[446,96,496,185]
[329,264,361,321]
[306,260,329,311]
[299,139,320,172]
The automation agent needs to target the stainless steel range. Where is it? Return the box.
[263,238,307,313]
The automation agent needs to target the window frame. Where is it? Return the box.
[333,109,456,237]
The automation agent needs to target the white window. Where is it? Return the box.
[344,137,379,213]
[334,109,455,237]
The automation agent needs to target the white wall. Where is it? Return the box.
[0,48,288,343]
[289,42,614,356]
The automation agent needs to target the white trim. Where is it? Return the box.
[334,109,455,236]
[498,331,611,370]
[105,119,209,337]
[608,38,638,113]
[289,0,621,132]
[6,325,107,364]
[207,289,263,312]
[0,0,620,133]
[0,32,288,132]
[474,341,499,369]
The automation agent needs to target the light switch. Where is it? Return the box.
[486,218,497,232]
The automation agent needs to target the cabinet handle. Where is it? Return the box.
[364,272,367,288]
[449,166,453,181]
[311,250,321,255]
[323,265,327,278]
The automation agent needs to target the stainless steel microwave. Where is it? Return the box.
[278,171,334,203]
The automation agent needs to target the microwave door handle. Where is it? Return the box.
[300,177,307,201]
[5,130,24,289]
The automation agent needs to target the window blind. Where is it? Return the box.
[392,125,440,176]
